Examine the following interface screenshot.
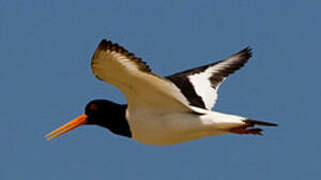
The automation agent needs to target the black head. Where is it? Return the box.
[46,99,131,140]
[85,100,124,125]
[84,99,131,137]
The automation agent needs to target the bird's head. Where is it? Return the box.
[45,99,129,140]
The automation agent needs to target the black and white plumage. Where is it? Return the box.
[166,48,251,110]
[46,39,277,145]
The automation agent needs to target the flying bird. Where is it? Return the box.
[46,39,277,145]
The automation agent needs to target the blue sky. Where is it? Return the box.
[1,0,320,179]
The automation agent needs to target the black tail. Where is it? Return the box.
[243,119,278,127]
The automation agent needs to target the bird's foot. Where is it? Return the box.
[229,127,263,135]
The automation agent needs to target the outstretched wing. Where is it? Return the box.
[166,47,252,110]
[91,39,193,113]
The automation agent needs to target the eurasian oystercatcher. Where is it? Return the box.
[46,39,277,145]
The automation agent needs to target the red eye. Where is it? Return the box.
[90,104,98,110]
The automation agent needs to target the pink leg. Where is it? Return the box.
[229,127,263,135]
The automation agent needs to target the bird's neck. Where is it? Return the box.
[99,104,132,138]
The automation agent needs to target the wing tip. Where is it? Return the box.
[96,39,128,54]
[97,39,109,50]
[92,38,152,73]
[96,39,111,51]
[235,46,252,60]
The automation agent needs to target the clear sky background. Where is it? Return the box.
[1,0,320,179]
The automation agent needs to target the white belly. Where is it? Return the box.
[126,109,227,145]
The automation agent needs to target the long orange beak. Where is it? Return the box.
[45,114,88,140]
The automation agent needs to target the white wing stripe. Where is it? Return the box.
[188,68,217,109]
